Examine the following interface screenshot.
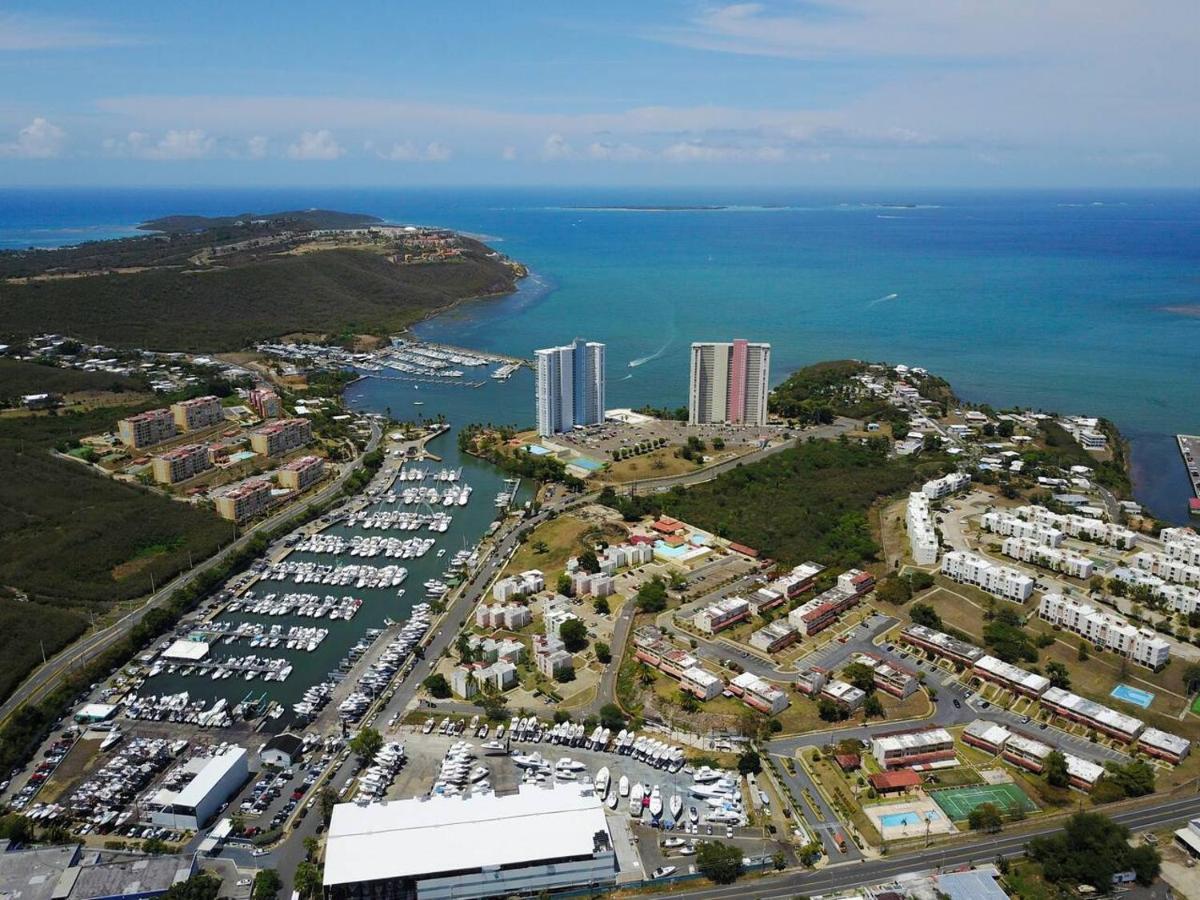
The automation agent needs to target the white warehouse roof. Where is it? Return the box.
[323,782,611,887]
[153,746,246,810]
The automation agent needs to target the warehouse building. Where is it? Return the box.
[149,746,248,830]
[323,783,618,900]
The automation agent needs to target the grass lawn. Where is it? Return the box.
[1002,861,1058,900]
[598,446,706,483]
[503,514,628,579]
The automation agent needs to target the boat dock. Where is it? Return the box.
[1176,435,1200,514]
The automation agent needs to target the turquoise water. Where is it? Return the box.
[880,810,940,828]
[2,187,1199,520]
[1111,683,1155,708]
[570,456,604,472]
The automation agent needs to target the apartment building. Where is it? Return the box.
[570,571,614,598]
[941,550,1034,602]
[597,542,653,571]
[213,479,273,522]
[687,339,771,427]
[922,471,971,500]
[972,655,1050,698]
[534,339,606,436]
[151,443,213,484]
[962,719,1013,754]
[492,569,544,602]
[680,667,724,701]
[1038,593,1169,669]
[981,511,1064,547]
[906,492,939,565]
[248,387,282,419]
[633,627,701,679]
[900,624,984,667]
[787,569,875,637]
[171,395,224,432]
[1109,567,1200,614]
[1138,727,1191,764]
[544,605,581,640]
[1162,528,1200,566]
[475,603,532,631]
[693,596,751,634]
[820,680,866,711]
[278,455,325,491]
[1040,686,1144,742]
[249,417,312,457]
[1018,505,1138,549]
[536,647,574,678]
[870,728,955,770]
[1001,537,1094,579]
[1134,550,1200,587]
[118,407,177,449]
[852,653,918,698]
[728,671,790,714]
[749,620,799,654]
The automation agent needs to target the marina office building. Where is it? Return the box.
[688,339,770,427]
[534,339,606,436]
[323,782,618,900]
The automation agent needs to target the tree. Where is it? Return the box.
[1045,661,1071,689]
[423,672,451,698]
[559,617,588,652]
[842,662,876,694]
[817,698,847,722]
[599,703,625,731]
[863,694,884,718]
[162,875,222,900]
[318,787,337,824]
[1078,640,1090,662]
[592,596,610,615]
[532,540,549,555]
[908,570,935,591]
[967,802,1003,833]
[578,550,600,574]
[1028,811,1160,888]
[142,836,168,854]
[0,813,33,844]
[556,665,576,683]
[303,835,320,861]
[910,602,942,630]
[556,573,572,595]
[252,870,283,900]
[678,689,699,712]
[595,641,611,663]
[635,577,669,613]
[695,840,744,885]
[876,575,913,605]
[1044,750,1069,788]
[293,862,323,900]
[350,727,383,761]
[1102,759,1156,798]
[1183,662,1200,694]
[737,750,762,775]
[637,661,655,686]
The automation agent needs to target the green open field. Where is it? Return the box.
[930,782,1036,821]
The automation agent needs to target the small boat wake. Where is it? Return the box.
[866,292,899,308]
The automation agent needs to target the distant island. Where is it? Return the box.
[0,211,526,352]
[138,208,384,234]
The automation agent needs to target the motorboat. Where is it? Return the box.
[649,786,663,819]
[481,740,507,755]
[630,782,645,816]
[618,775,630,797]
[594,766,610,795]
[669,794,684,821]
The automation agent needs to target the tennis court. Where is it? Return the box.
[930,783,1036,821]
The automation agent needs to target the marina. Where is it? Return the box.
[1177,434,1200,515]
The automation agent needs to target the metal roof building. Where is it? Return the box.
[323,782,618,900]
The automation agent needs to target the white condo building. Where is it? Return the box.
[906,492,939,565]
[535,339,606,436]
[688,340,770,427]
[941,550,1034,602]
[1038,593,1169,669]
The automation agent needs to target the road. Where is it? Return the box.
[0,422,383,726]
[668,792,1200,900]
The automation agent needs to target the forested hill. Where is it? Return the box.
[0,217,523,352]
[139,209,382,233]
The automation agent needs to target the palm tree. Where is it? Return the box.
[637,661,655,687]
[293,862,322,899]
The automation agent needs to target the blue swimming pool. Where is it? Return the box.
[1111,683,1155,709]
[879,810,940,828]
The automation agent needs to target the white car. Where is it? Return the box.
[252,849,269,857]
[235,879,252,887]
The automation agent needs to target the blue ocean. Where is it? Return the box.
[2,186,1198,520]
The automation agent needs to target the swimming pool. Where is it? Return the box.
[879,810,940,828]
[227,450,257,463]
[1111,683,1155,709]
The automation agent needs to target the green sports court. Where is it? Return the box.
[929,783,1036,821]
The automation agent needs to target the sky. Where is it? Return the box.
[0,1,1197,188]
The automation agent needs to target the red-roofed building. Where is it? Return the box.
[1190,498,1200,517]
[729,542,759,558]
[868,770,921,794]
[652,517,683,535]
[834,753,861,772]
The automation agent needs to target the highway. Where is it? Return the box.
[0,422,382,726]
[667,792,1200,900]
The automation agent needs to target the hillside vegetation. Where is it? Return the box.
[770,359,954,425]
[605,437,939,568]
[0,358,144,403]
[1,246,518,352]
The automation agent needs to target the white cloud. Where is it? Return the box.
[0,13,141,51]
[501,145,518,161]
[0,117,66,158]
[377,140,452,162]
[286,129,343,160]
[246,136,269,159]
[102,129,215,160]
[541,133,572,160]
[660,140,787,163]
[584,141,650,161]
